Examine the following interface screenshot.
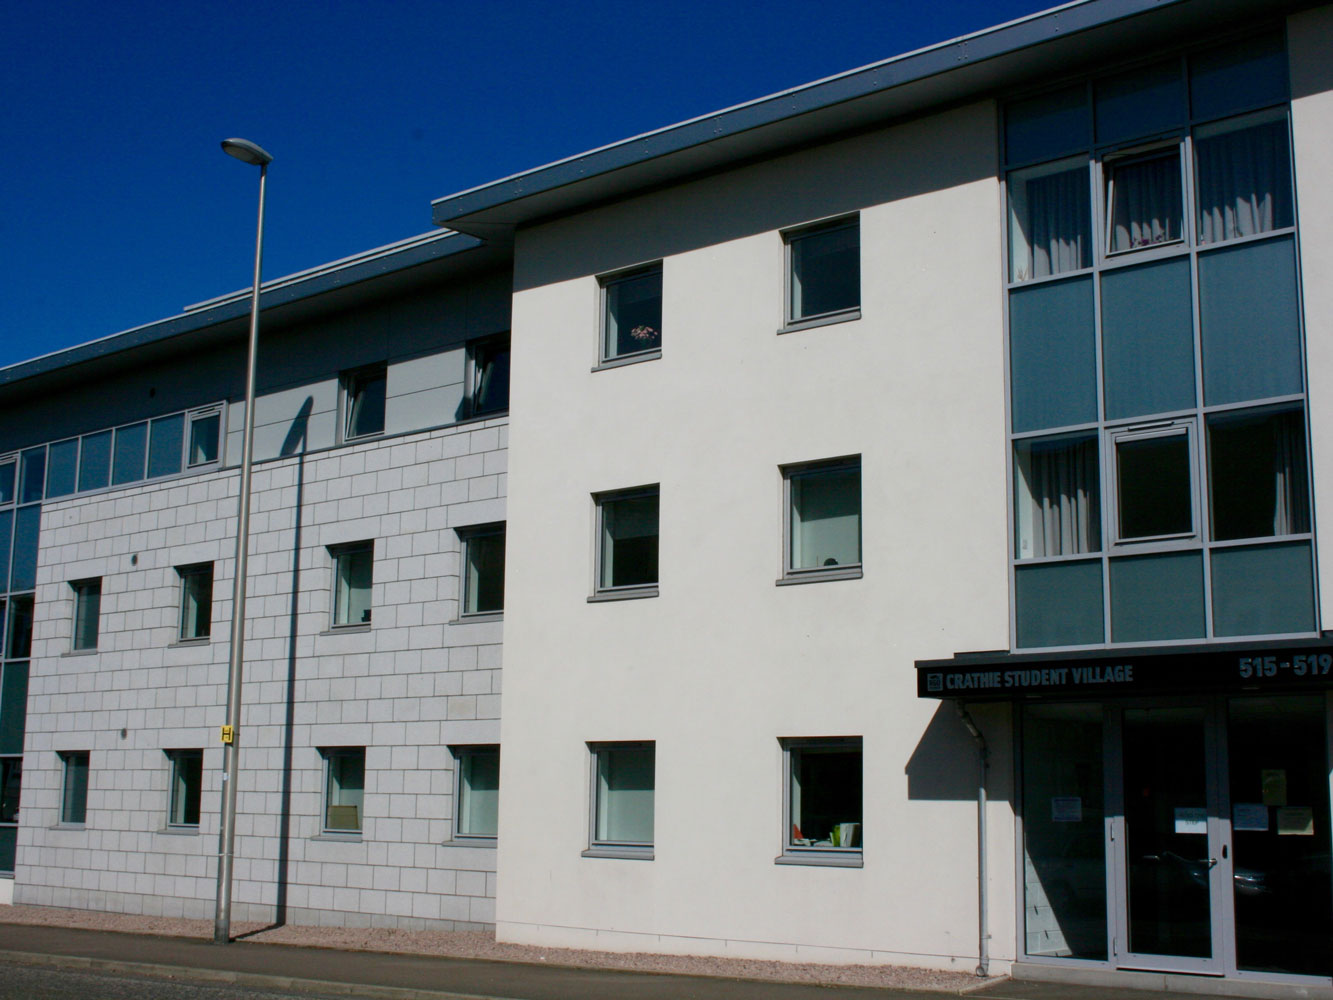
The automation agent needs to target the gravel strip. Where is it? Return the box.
[0,904,1001,993]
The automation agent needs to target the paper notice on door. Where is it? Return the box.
[1276,806,1314,836]
[1262,769,1288,806]
[1174,807,1207,834]
[1232,803,1269,832]
[1051,796,1082,823]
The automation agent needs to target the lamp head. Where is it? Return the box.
[221,138,273,166]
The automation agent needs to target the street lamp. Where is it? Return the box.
[214,137,272,945]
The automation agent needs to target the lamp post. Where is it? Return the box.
[214,137,272,945]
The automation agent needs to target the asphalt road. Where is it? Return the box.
[0,960,353,1000]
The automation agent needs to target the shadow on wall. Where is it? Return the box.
[279,397,314,457]
[905,700,1011,803]
[513,102,997,292]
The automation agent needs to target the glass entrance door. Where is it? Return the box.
[1114,705,1225,973]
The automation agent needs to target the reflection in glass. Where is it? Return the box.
[1023,704,1106,959]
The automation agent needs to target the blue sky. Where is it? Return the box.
[1,0,1054,369]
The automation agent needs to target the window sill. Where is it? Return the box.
[169,637,211,648]
[311,833,363,843]
[592,349,662,372]
[158,826,200,836]
[342,432,385,445]
[452,612,503,625]
[442,837,497,848]
[777,309,860,336]
[588,586,659,603]
[582,846,654,861]
[776,566,863,587]
[775,851,863,868]
[62,649,99,657]
[320,624,372,635]
[51,823,86,831]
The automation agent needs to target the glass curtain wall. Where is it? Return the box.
[1005,35,1312,649]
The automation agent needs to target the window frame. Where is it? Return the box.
[341,365,388,443]
[176,563,214,641]
[320,747,365,837]
[1107,419,1200,547]
[598,263,663,367]
[70,578,101,652]
[450,744,499,843]
[591,486,660,602]
[781,214,862,332]
[467,333,511,417]
[583,741,655,860]
[778,736,864,868]
[457,523,505,619]
[186,406,224,469]
[1100,137,1188,260]
[780,456,863,585]
[165,748,203,830]
[329,541,374,628]
[58,750,89,827]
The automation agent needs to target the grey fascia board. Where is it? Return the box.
[0,230,484,391]
[430,0,1209,231]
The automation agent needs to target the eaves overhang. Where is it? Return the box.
[0,229,488,402]
[431,0,1307,237]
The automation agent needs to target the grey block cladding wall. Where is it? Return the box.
[14,415,506,930]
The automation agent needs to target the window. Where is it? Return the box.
[1208,407,1309,542]
[71,579,101,651]
[784,216,860,326]
[166,749,202,828]
[1008,156,1092,282]
[1110,422,1196,543]
[1014,434,1101,559]
[177,564,213,640]
[187,410,221,467]
[469,334,511,416]
[1105,145,1183,254]
[781,738,863,866]
[782,458,862,583]
[0,757,19,824]
[343,367,387,441]
[330,542,373,626]
[19,448,44,504]
[452,745,499,840]
[59,751,89,825]
[600,265,662,362]
[593,487,659,599]
[0,458,13,506]
[321,747,364,834]
[586,742,654,858]
[5,596,32,659]
[458,524,505,616]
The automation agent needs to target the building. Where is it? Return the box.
[2,0,1331,993]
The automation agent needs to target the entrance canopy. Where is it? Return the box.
[916,637,1333,701]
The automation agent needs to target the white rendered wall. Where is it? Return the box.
[498,100,1014,969]
[1291,5,1333,625]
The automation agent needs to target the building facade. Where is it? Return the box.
[2,0,1331,993]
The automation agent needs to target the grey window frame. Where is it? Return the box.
[1106,418,1200,547]
[778,736,863,868]
[320,746,365,837]
[457,523,505,619]
[329,541,374,628]
[58,750,89,827]
[583,741,655,860]
[450,744,499,843]
[176,563,213,641]
[598,263,663,367]
[467,333,511,417]
[341,365,388,442]
[165,748,203,830]
[780,456,863,585]
[591,486,660,602]
[71,578,101,652]
[781,214,862,332]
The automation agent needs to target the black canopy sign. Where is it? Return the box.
[916,639,1333,701]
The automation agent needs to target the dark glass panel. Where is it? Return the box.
[147,413,185,479]
[1211,542,1314,637]
[1101,258,1195,420]
[1109,552,1205,642]
[78,431,112,492]
[1095,60,1185,145]
[1009,277,1097,433]
[1007,85,1089,165]
[111,422,148,485]
[45,439,78,498]
[1015,561,1104,648]
[1190,33,1287,123]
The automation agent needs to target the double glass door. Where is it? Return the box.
[1022,695,1332,979]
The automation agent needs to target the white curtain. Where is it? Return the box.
[1017,437,1100,558]
[1027,169,1088,278]
[1272,411,1310,535]
[1109,153,1181,252]
[1196,119,1289,244]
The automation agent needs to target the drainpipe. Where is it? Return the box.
[955,702,990,978]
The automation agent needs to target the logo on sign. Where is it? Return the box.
[927,673,943,693]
